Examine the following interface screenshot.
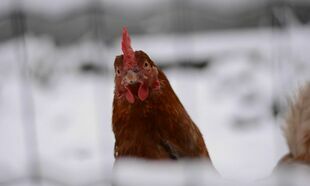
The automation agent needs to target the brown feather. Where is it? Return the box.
[279,83,310,165]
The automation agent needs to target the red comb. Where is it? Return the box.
[122,27,136,69]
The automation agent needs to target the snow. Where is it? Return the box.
[0,25,310,185]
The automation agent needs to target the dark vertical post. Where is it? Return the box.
[270,0,293,185]
[11,9,41,185]
[89,0,111,185]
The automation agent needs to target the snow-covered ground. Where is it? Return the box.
[0,26,310,185]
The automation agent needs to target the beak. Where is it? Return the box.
[124,70,138,85]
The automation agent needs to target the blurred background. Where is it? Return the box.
[1,0,310,185]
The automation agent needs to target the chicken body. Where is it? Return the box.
[113,48,209,160]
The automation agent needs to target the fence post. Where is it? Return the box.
[11,9,42,185]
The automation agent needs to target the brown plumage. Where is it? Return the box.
[112,28,209,160]
[279,83,310,165]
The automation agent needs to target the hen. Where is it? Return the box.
[112,27,210,160]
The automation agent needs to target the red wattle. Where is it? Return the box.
[138,83,149,101]
[125,88,135,103]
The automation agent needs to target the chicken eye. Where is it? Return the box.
[116,68,121,75]
[144,61,150,69]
